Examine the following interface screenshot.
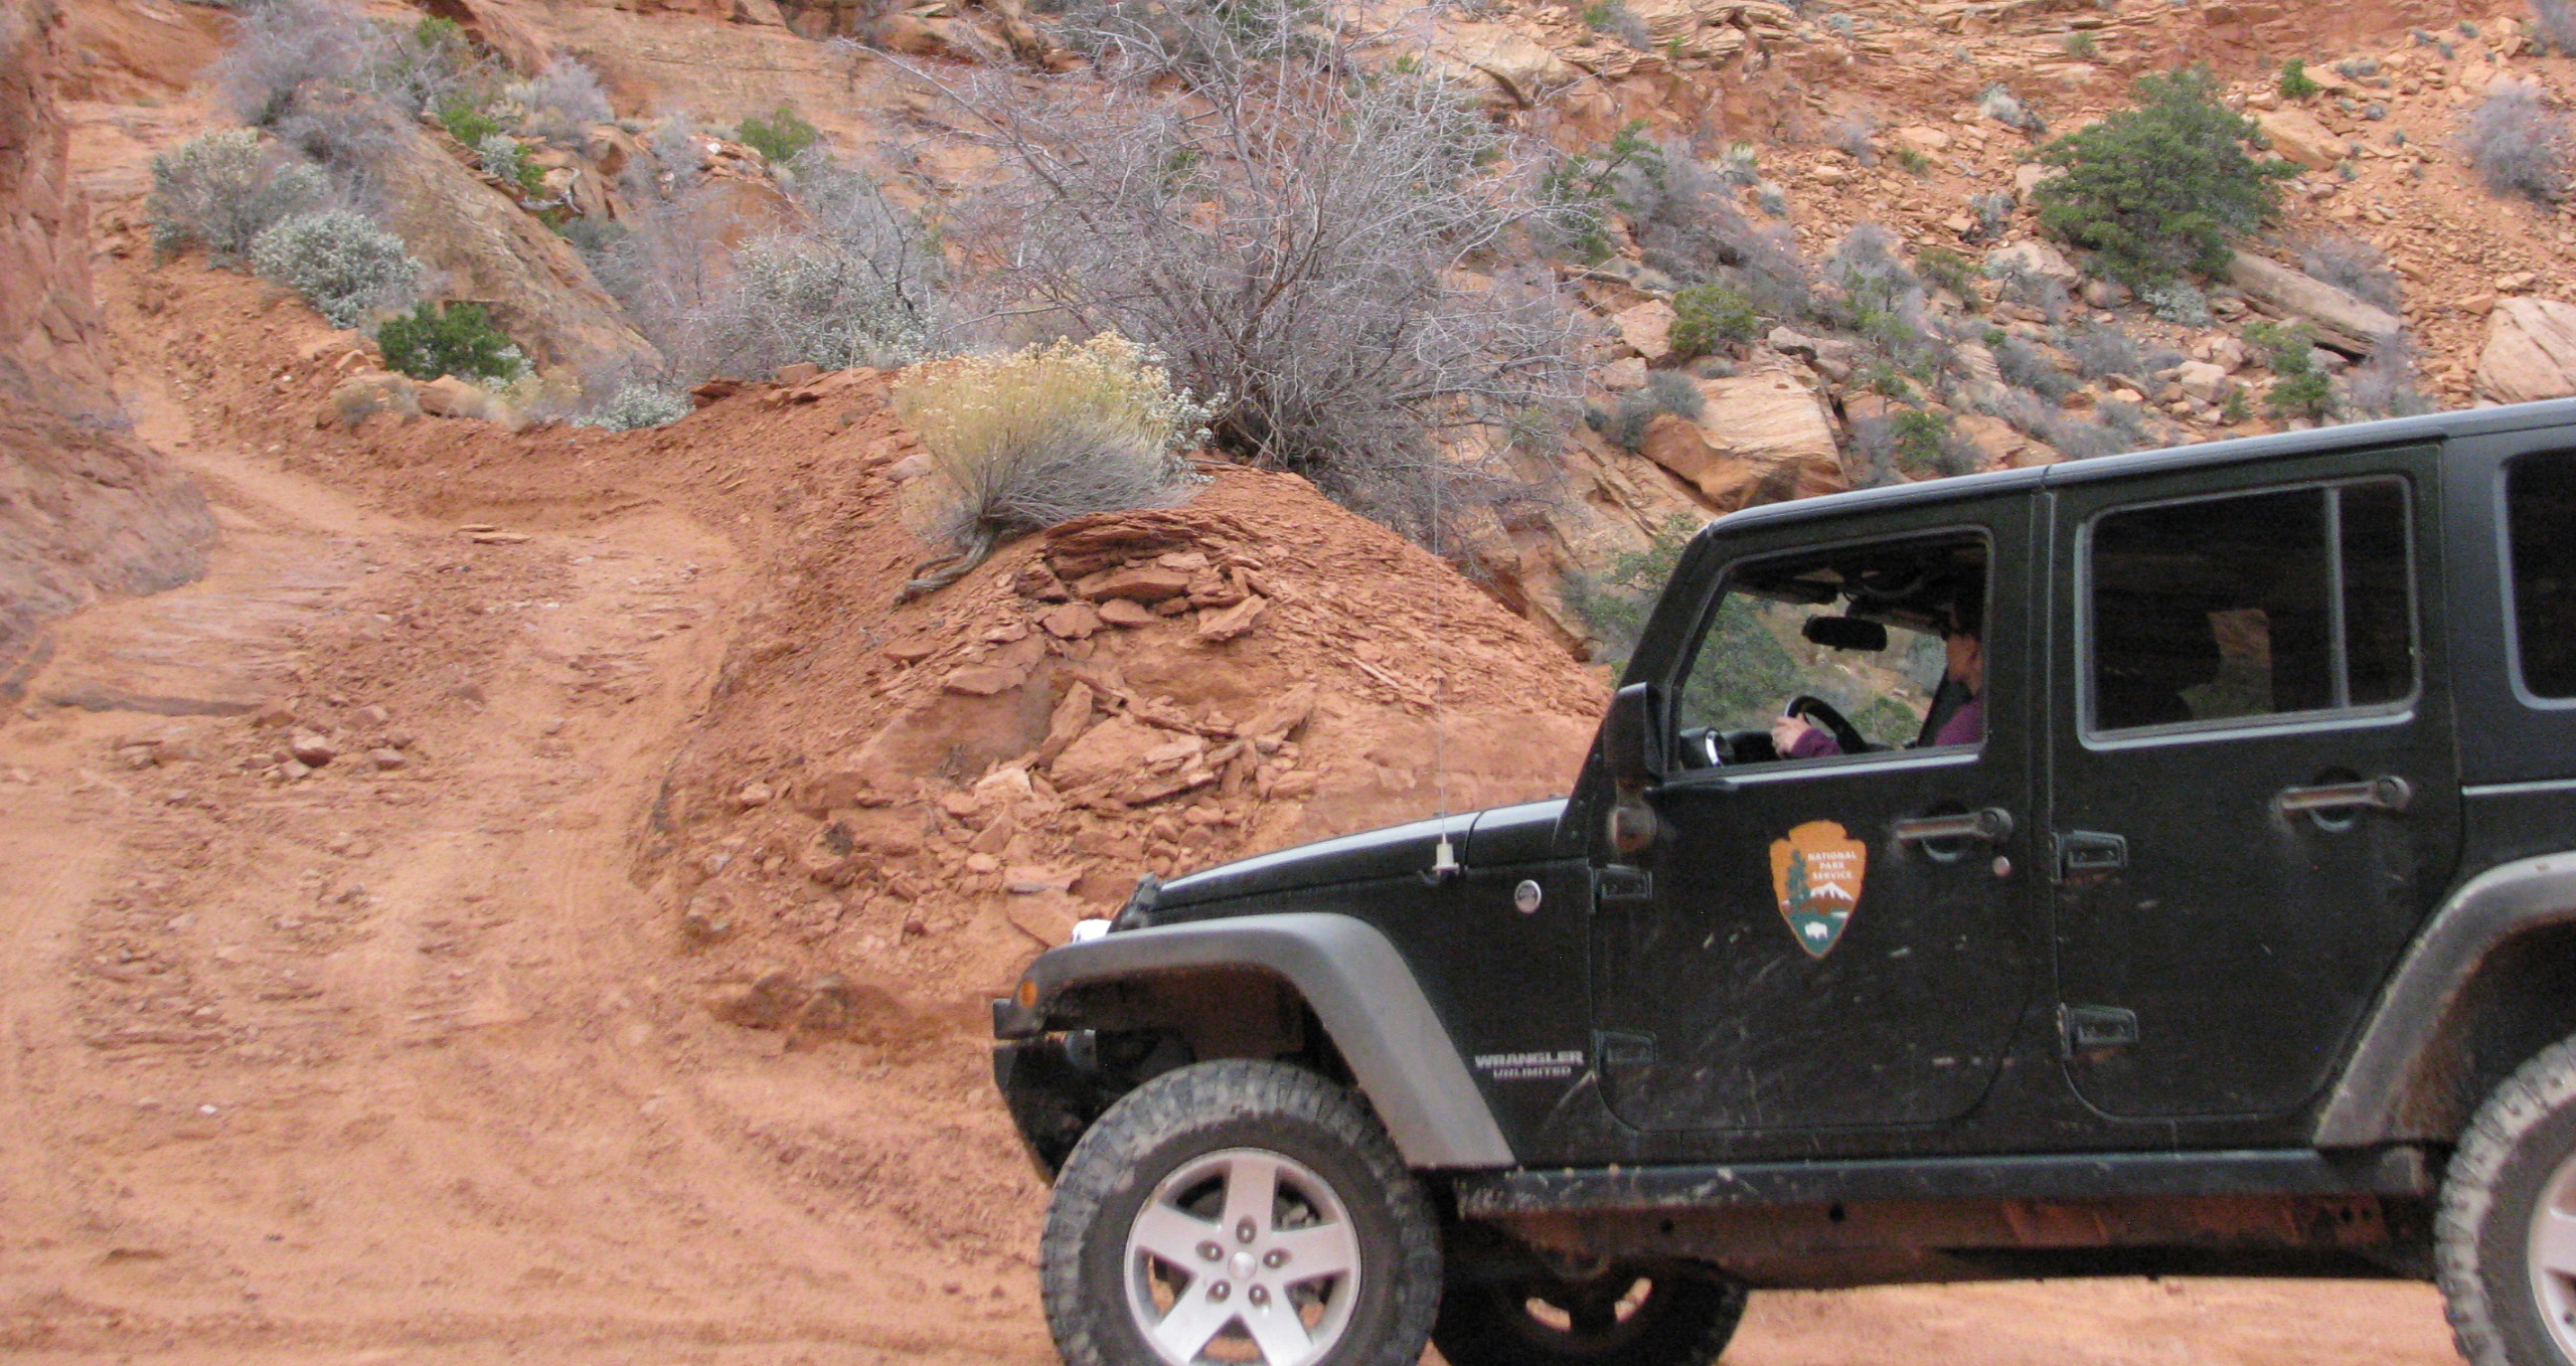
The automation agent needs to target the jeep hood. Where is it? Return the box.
[1147,799,1568,914]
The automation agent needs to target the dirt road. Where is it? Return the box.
[0,409,1054,1362]
[0,411,2470,1366]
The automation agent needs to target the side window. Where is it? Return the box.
[1673,533,1987,766]
[2506,451,2576,700]
[2086,478,2415,736]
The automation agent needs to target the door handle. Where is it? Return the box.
[1893,807,2014,845]
[2275,774,2414,816]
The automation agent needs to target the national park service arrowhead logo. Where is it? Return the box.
[1770,820,1867,959]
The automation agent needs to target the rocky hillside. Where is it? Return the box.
[48,0,2576,656]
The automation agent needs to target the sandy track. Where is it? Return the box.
[0,425,1051,1362]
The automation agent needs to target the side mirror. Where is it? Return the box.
[1603,682,1670,789]
[1803,614,1889,651]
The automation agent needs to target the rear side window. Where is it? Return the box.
[2507,451,2576,699]
[2086,479,2415,735]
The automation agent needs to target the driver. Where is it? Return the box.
[1769,597,1985,760]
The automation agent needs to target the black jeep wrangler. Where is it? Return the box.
[994,400,2576,1366]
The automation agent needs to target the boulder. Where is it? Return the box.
[1598,357,1649,392]
[1984,240,2079,286]
[2175,360,2232,405]
[1430,25,1577,106]
[1048,715,1169,789]
[2477,297,2576,404]
[374,123,657,375]
[1612,300,1677,362]
[2253,106,2348,172]
[413,374,507,423]
[2223,254,2402,356]
[1076,565,1195,603]
[1635,374,1844,513]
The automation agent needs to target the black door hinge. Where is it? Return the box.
[1594,865,1654,906]
[2059,1003,2140,1058]
[2054,830,2128,883]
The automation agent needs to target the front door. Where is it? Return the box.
[2045,449,2463,1121]
[1589,504,2037,1134]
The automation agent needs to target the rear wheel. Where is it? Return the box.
[2440,1033,2576,1366]
[1042,1059,1440,1366]
[1432,1268,1746,1366]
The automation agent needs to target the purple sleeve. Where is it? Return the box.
[1932,696,1985,748]
[1786,725,1842,759]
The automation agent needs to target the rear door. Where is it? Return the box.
[2044,446,2462,1121]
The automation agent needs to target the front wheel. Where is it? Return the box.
[1432,1269,1747,1366]
[1041,1059,1441,1366]
[2440,1033,2576,1366]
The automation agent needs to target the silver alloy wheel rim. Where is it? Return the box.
[2531,1146,2576,1359]
[1123,1147,1364,1366]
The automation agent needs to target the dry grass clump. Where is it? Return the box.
[894,334,1214,598]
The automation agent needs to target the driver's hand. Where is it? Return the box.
[1770,714,1815,755]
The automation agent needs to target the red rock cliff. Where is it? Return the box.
[0,0,210,679]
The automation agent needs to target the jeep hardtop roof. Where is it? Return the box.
[1708,395,2576,539]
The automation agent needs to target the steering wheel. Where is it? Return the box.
[1784,694,1870,757]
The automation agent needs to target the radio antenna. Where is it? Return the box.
[1426,468,1460,882]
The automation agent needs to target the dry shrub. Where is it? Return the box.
[893,334,1212,598]
[687,152,939,379]
[924,0,1583,552]
[2463,82,2570,199]
[146,129,327,260]
[2298,233,2402,310]
[506,60,613,143]
[212,0,385,127]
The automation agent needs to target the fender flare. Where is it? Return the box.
[1000,912,1517,1170]
[2316,852,2576,1146]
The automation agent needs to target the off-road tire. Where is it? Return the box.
[1432,1270,1747,1366]
[1041,1059,1441,1366]
[2439,1033,2576,1366]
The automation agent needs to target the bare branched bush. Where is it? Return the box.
[2299,233,2403,310]
[2463,82,2570,199]
[2342,330,2438,419]
[1985,259,2070,320]
[922,2,1583,550]
[248,209,420,327]
[1832,117,1878,165]
[2535,0,2576,55]
[268,93,406,205]
[684,149,940,378]
[146,129,328,260]
[894,334,1212,597]
[590,182,735,362]
[2059,319,2145,380]
[1979,84,2046,135]
[1992,338,2074,401]
[1045,0,1325,83]
[211,0,385,127]
[507,60,613,143]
